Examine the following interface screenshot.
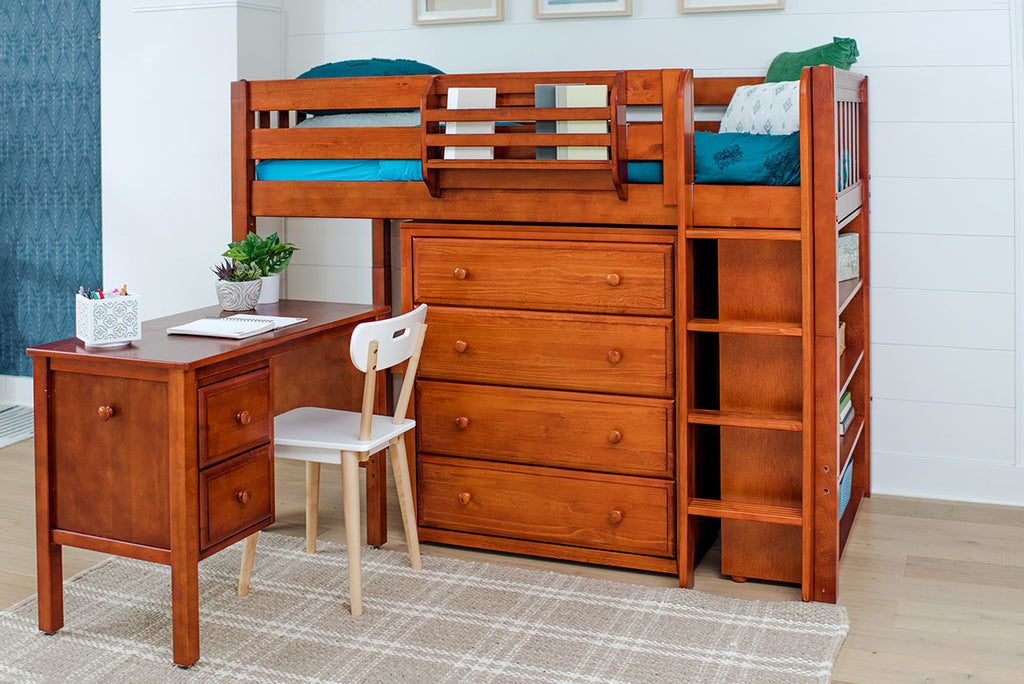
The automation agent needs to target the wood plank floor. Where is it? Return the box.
[2,437,1022,682]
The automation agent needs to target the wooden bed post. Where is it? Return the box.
[231,80,256,241]
[674,68,696,589]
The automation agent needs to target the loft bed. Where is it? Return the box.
[230,66,870,602]
[231,67,865,237]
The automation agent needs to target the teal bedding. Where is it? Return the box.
[253,132,800,186]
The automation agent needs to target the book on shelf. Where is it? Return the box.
[839,390,852,416]
[444,86,496,160]
[167,314,307,339]
[554,84,609,161]
[534,83,582,160]
[839,404,855,436]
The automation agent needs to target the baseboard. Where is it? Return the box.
[0,375,33,407]
[873,450,1024,507]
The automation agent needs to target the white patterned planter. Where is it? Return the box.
[215,279,262,311]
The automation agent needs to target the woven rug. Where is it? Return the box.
[0,532,847,683]
[0,404,33,449]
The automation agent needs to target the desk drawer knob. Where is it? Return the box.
[607,350,622,364]
[607,429,622,444]
[606,273,621,286]
[454,339,469,354]
[236,410,252,426]
[458,491,472,506]
[236,489,252,505]
[97,405,115,421]
[455,416,470,429]
[453,267,467,280]
[608,509,624,525]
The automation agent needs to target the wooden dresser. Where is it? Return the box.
[403,222,679,573]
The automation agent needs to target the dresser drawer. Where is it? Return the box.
[199,367,271,468]
[416,380,674,477]
[199,446,273,549]
[419,307,674,397]
[411,237,673,315]
[418,455,674,557]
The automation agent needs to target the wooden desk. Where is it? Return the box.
[27,300,388,667]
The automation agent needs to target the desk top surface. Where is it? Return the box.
[27,300,388,370]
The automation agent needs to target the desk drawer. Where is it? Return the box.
[419,307,674,398]
[199,367,271,468]
[199,446,273,549]
[416,380,673,477]
[417,455,674,557]
[411,237,673,315]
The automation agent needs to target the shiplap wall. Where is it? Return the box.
[55,0,1018,505]
[278,0,1024,506]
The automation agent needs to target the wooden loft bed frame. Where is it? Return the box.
[230,66,869,603]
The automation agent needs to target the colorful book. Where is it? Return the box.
[839,405,855,436]
[444,87,496,160]
[555,84,609,161]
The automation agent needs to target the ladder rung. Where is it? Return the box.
[688,409,802,431]
[687,318,802,336]
[687,498,803,525]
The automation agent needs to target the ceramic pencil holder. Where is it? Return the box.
[75,293,142,349]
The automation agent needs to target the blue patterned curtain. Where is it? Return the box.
[0,0,101,377]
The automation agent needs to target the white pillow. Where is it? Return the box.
[719,81,800,135]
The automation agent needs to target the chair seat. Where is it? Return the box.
[275,406,415,457]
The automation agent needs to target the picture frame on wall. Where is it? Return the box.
[414,0,503,25]
[535,0,632,19]
[680,0,783,12]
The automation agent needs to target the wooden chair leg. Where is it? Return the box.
[237,532,259,596]
[389,438,422,571]
[305,461,321,554]
[341,450,363,616]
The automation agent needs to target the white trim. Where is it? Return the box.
[1012,0,1024,469]
[0,375,34,408]
[873,450,1024,507]
[134,1,282,14]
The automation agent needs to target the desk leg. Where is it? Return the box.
[168,370,200,667]
[33,357,63,633]
[365,453,387,547]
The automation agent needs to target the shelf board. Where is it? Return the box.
[686,227,802,241]
[838,277,863,316]
[687,318,802,336]
[688,408,802,431]
[839,348,865,397]
[687,498,803,525]
[839,416,866,479]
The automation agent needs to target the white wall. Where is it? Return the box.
[100,0,284,320]
[91,0,1024,506]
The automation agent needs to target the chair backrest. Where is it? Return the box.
[349,304,428,373]
[350,304,428,438]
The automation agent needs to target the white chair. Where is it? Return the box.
[237,304,428,616]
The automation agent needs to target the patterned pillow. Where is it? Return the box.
[719,81,800,136]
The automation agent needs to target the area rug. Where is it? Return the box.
[0,404,33,449]
[0,532,847,683]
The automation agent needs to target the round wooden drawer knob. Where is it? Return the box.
[607,350,622,364]
[606,273,621,286]
[455,416,470,429]
[236,410,252,426]
[607,429,622,444]
[453,267,467,280]
[97,405,115,421]
[454,339,469,353]
[457,492,472,506]
[608,509,624,525]
[236,489,252,505]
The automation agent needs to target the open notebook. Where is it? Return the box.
[167,314,307,339]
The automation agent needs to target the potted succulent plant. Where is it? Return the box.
[222,232,299,304]
[211,258,262,311]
